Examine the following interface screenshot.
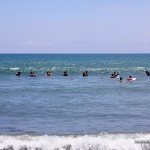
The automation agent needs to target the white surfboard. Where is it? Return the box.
[131,78,136,81]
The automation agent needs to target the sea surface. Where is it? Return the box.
[0,54,150,150]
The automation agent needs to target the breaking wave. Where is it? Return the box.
[0,133,150,150]
[0,66,148,75]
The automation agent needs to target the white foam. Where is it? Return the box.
[9,68,20,71]
[0,133,150,150]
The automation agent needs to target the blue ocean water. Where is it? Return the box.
[0,54,150,150]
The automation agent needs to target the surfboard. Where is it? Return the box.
[127,78,136,81]
[131,78,136,81]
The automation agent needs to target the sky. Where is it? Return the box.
[0,0,150,53]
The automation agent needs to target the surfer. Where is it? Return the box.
[16,71,22,76]
[82,72,86,77]
[127,76,132,81]
[118,77,126,82]
[63,71,68,76]
[110,74,115,78]
[29,72,36,77]
[46,71,52,76]
[82,71,88,77]
[110,73,119,78]
[126,76,136,81]
[119,77,123,82]
[82,72,87,77]
[85,70,88,76]
[146,71,150,76]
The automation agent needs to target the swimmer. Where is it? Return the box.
[118,77,126,82]
[119,77,123,82]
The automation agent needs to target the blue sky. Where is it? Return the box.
[0,0,150,53]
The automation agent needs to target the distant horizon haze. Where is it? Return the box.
[0,0,150,53]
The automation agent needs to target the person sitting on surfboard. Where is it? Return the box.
[82,72,88,77]
[29,72,36,77]
[63,71,68,76]
[46,71,52,76]
[82,72,86,77]
[16,71,22,76]
[146,71,150,76]
[82,71,88,77]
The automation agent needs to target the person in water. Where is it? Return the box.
[82,71,88,77]
[85,70,88,76]
[118,77,126,82]
[127,76,132,81]
[63,71,68,76]
[119,77,123,82]
[146,71,150,76]
[46,71,52,76]
[110,72,119,78]
[82,72,87,77]
[110,73,115,78]
[16,71,22,76]
[29,72,36,77]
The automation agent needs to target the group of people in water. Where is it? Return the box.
[119,76,136,82]
[109,70,150,82]
[15,70,150,82]
[82,71,88,77]
[46,71,52,76]
[110,72,136,82]
[16,71,87,77]
[16,71,70,77]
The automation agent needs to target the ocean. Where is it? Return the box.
[0,54,150,150]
